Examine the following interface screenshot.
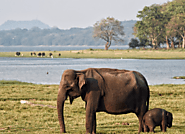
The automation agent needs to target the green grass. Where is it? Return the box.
[0,80,185,133]
[173,76,185,79]
[1,48,185,59]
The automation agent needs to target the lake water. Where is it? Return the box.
[0,57,184,85]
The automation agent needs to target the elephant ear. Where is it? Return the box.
[77,73,86,91]
[167,112,173,122]
[85,68,105,96]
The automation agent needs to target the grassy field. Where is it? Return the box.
[1,48,185,59]
[0,80,185,133]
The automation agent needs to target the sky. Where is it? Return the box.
[0,0,172,29]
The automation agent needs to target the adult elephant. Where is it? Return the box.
[57,68,150,133]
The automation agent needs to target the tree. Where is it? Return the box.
[135,4,165,49]
[160,2,172,49]
[128,38,139,48]
[167,14,185,48]
[133,0,185,49]
[165,0,185,48]
[133,21,150,46]
[93,17,125,50]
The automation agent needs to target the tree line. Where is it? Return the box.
[0,20,135,47]
[0,27,102,46]
[132,0,185,49]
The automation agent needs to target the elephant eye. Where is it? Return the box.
[65,85,72,90]
[63,84,69,88]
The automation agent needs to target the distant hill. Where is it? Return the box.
[0,20,50,30]
[121,20,137,44]
[0,20,136,46]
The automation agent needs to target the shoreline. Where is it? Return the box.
[0,48,185,59]
[1,79,185,86]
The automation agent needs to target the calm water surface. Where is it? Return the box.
[0,57,184,85]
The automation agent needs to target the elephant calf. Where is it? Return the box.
[142,108,173,132]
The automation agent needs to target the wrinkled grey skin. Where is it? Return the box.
[57,68,150,134]
[142,108,173,132]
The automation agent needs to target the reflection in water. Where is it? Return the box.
[0,57,185,85]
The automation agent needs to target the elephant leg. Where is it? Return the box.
[137,104,147,133]
[145,120,155,133]
[85,91,100,134]
[137,115,143,133]
[161,120,167,132]
[92,113,96,134]
[143,124,149,132]
[149,126,155,133]
[137,110,145,133]
[85,105,96,134]
[160,125,163,131]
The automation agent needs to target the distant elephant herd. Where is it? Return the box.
[57,68,173,133]
[31,52,53,57]
[15,52,61,57]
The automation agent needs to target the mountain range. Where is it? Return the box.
[0,20,136,46]
[0,20,50,30]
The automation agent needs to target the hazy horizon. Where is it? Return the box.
[0,0,172,29]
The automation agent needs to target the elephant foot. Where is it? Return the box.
[60,128,66,133]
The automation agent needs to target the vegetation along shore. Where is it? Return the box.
[1,48,185,59]
[0,80,184,133]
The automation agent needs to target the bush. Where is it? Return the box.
[128,38,139,48]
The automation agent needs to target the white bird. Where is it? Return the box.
[20,100,30,104]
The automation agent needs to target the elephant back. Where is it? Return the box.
[85,68,105,96]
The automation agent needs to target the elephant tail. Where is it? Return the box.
[146,90,149,113]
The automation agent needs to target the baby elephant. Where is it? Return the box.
[142,108,173,132]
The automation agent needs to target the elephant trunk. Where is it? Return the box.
[57,88,67,133]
